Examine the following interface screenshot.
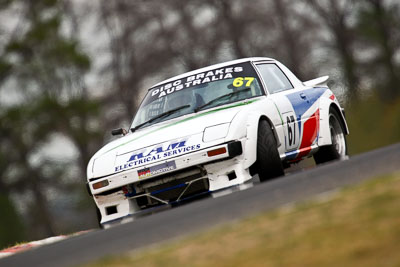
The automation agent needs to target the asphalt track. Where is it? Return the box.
[2,143,400,267]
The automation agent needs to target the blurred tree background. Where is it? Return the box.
[0,0,399,248]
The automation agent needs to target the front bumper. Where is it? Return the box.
[88,140,243,196]
[88,140,249,224]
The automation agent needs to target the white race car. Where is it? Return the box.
[86,57,348,226]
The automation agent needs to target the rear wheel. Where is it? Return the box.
[314,108,347,164]
[255,120,284,182]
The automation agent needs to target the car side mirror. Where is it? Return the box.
[111,128,127,136]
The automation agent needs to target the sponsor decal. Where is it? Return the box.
[137,161,177,179]
[115,139,201,172]
[151,67,244,99]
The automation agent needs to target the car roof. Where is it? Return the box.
[151,57,275,89]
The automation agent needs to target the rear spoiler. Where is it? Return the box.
[303,76,329,87]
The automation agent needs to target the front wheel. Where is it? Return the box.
[255,120,284,182]
[313,108,347,164]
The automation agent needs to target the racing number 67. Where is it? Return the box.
[233,77,255,87]
[287,115,296,146]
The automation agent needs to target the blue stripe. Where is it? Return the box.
[285,150,299,160]
[285,87,326,138]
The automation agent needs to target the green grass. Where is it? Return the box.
[345,94,400,155]
[84,172,400,267]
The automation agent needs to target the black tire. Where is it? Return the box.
[313,108,347,164]
[255,120,284,182]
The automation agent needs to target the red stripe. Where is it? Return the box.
[297,109,320,158]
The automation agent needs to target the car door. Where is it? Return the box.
[282,85,323,160]
[255,62,323,160]
[256,63,322,159]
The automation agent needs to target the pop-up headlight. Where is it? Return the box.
[203,123,230,143]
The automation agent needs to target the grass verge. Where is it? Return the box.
[85,172,400,267]
[345,94,400,155]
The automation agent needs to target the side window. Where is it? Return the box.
[256,64,293,93]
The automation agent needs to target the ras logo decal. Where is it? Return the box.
[115,139,201,172]
[128,140,186,162]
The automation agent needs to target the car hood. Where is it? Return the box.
[87,103,249,179]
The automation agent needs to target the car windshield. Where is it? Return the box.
[131,62,264,130]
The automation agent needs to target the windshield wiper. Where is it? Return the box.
[194,88,251,113]
[131,104,190,132]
